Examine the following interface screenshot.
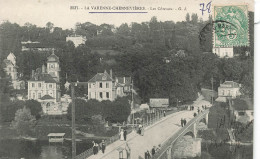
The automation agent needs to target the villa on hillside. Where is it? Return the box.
[212,47,234,58]
[216,81,241,102]
[66,35,87,47]
[3,52,25,90]
[88,70,132,101]
[27,52,62,115]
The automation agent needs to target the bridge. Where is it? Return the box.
[76,96,210,159]
[152,109,209,159]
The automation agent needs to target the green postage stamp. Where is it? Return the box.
[213,5,249,47]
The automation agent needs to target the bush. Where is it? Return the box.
[0,100,24,122]
[67,97,131,123]
[25,100,42,120]
[12,107,36,136]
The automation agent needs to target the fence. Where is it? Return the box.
[75,109,180,159]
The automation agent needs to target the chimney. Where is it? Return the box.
[32,70,35,78]
[110,69,112,78]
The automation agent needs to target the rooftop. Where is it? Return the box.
[40,95,55,100]
[88,70,113,82]
[47,52,59,62]
[48,133,65,137]
[29,73,57,83]
[220,81,240,88]
[231,98,253,110]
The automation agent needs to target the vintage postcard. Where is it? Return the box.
[0,0,255,159]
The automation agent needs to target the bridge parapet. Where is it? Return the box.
[151,109,209,159]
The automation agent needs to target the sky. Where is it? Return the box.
[0,0,254,29]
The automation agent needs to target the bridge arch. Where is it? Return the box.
[183,131,195,138]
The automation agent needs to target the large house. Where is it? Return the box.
[66,35,87,47]
[88,70,132,101]
[216,81,241,102]
[3,53,25,89]
[27,52,61,103]
[212,47,234,58]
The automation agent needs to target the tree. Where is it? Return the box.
[0,100,24,122]
[25,100,42,120]
[12,107,36,136]
[191,13,198,24]
[185,13,190,22]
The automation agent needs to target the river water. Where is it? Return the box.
[201,142,253,159]
[0,139,253,159]
[0,139,100,159]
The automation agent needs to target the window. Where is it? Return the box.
[228,90,231,96]
[89,83,91,88]
[100,92,103,98]
[99,82,102,88]
[106,92,109,98]
[38,93,41,99]
[32,83,35,88]
[9,67,11,71]
[222,90,225,95]
[251,112,254,116]
[49,84,52,88]
[238,112,245,116]
[38,83,41,87]
[106,83,109,88]
[33,93,35,99]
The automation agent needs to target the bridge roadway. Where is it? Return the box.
[87,96,210,159]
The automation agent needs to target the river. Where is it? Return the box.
[0,139,100,159]
[201,142,253,159]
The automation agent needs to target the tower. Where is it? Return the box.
[46,51,60,82]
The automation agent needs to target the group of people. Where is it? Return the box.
[144,144,161,159]
[119,129,128,141]
[189,105,195,111]
[181,118,187,127]
[137,125,144,136]
[92,140,106,155]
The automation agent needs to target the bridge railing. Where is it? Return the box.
[75,109,180,159]
[151,109,209,159]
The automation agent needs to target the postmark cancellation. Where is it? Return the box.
[213,5,249,47]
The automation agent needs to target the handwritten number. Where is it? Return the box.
[200,1,212,15]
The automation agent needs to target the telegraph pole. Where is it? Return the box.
[211,76,214,105]
[71,83,76,159]
[132,79,134,126]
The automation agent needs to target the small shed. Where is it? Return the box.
[48,133,65,143]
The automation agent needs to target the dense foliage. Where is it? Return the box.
[0,12,254,105]
[67,97,131,123]
[11,107,36,136]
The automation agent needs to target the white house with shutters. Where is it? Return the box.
[27,52,61,103]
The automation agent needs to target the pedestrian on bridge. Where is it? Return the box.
[101,140,106,153]
[120,129,124,141]
[163,111,166,117]
[145,150,151,159]
[151,146,156,156]
[181,118,184,127]
[124,129,127,141]
[184,118,187,126]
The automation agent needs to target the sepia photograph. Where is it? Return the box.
[0,0,256,158]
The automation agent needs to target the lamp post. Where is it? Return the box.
[71,82,77,159]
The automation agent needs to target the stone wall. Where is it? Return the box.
[172,136,201,158]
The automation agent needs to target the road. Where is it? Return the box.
[87,95,211,159]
